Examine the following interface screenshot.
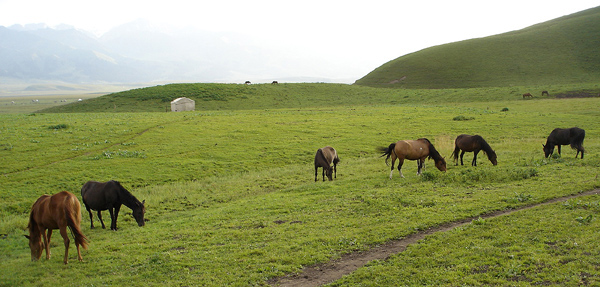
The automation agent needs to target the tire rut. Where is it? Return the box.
[269,189,600,287]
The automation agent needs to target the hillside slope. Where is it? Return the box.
[355,6,600,88]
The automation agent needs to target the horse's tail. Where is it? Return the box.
[379,143,396,166]
[570,128,585,152]
[65,196,89,250]
[451,144,459,162]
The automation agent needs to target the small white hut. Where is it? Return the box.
[170,97,195,112]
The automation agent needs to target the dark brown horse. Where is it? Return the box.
[451,134,497,166]
[541,91,549,96]
[523,93,533,98]
[314,146,340,181]
[81,180,146,231]
[25,191,89,264]
[543,127,585,159]
[380,138,446,179]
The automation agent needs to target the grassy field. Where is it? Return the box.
[0,85,599,286]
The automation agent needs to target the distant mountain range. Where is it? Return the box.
[0,20,343,87]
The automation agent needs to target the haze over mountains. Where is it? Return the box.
[0,19,351,87]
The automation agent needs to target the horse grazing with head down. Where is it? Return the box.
[314,146,340,181]
[451,134,497,166]
[380,138,446,179]
[543,127,585,159]
[25,191,89,264]
[81,180,146,231]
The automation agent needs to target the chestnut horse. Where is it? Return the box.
[81,180,146,231]
[451,134,497,166]
[314,146,340,181]
[523,93,533,98]
[543,127,585,159]
[380,138,446,179]
[25,191,88,264]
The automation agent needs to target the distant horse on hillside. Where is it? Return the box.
[451,134,497,166]
[543,127,585,159]
[272,81,278,84]
[541,91,550,96]
[81,180,146,231]
[244,81,251,85]
[523,93,533,98]
[26,191,88,264]
[314,146,340,181]
[380,138,446,179]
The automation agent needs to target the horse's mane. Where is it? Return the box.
[476,136,496,158]
[419,138,444,162]
[112,181,142,209]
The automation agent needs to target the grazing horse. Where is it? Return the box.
[543,127,585,159]
[541,91,549,96]
[380,138,446,179]
[81,180,146,231]
[314,146,340,181]
[25,191,88,264]
[244,81,251,85]
[523,93,533,98]
[272,81,279,84]
[451,134,497,166]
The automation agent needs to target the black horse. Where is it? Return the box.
[543,127,585,159]
[81,180,146,231]
[451,134,497,166]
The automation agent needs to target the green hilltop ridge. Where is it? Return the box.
[355,6,600,88]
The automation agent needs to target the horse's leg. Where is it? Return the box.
[86,206,95,229]
[112,205,122,231]
[397,159,405,178]
[59,225,70,264]
[97,210,106,229]
[389,158,395,179]
[557,145,562,155]
[581,149,584,159]
[472,150,479,166]
[42,227,51,260]
[460,151,466,165]
[108,208,116,231]
[322,168,326,181]
[333,162,337,179]
[314,166,318,182]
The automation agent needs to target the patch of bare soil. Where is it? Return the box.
[269,189,600,287]
[553,91,600,98]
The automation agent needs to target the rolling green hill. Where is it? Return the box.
[355,6,600,88]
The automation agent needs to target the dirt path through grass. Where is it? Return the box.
[269,189,600,287]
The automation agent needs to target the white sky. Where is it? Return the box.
[1,0,599,82]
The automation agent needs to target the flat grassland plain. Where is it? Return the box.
[1,84,599,286]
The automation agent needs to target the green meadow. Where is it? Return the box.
[0,84,599,286]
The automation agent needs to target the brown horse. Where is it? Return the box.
[541,91,549,96]
[523,93,533,98]
[25,191,88,264]
[451,134,497,166]
[81,180,146,231]
[314,146,340,181]
[380,138,446,179]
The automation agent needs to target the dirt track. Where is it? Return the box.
[269,189,600,287]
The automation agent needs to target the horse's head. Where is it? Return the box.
[24,234,43,261]
[488,151,498,166]
[325,167,334,181]
[132,200,146,227]
[435,157,447,172]
[542,144,553,158]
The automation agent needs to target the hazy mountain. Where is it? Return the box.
[0,20,344,86]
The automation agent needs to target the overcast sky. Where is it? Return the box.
[1,0,598,82]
